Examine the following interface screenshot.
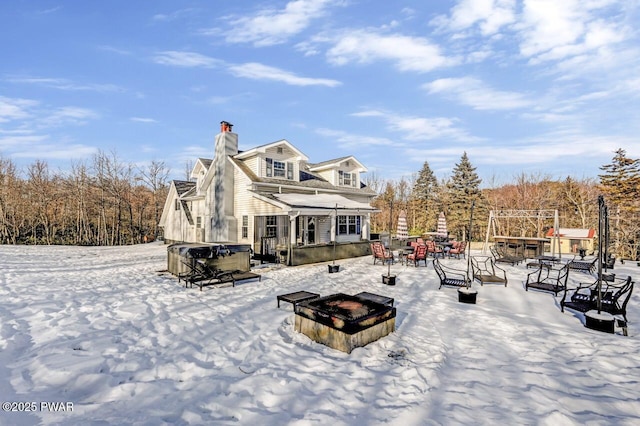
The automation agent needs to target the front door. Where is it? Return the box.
[297,216,316,245]
[306,217,315,245]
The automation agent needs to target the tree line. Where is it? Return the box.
[2,148,638,259]
[0,151,169,245]
[366,149,640,260]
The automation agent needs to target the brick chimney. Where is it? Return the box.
[220,121,233,133]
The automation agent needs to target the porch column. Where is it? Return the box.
[330,210,337,242]
[289,215,297,245]
[362,213,371,240]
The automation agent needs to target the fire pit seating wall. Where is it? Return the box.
[294,293,396,353]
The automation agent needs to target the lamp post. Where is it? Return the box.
[328,203,340,273]
[383,198,396,285]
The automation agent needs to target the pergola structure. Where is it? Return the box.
[482,209,561,257]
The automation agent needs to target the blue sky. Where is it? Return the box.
[2,0,640,186]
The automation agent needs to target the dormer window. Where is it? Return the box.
[266,157,294,180]
[339,171,357,187]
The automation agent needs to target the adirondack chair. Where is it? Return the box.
[448,241,467,259]
[561,275,634,323]
[406,244,428,267]
[371,242,394,265]
[433,258,471,289]
[525,263,569,295]
[471,256,507,286]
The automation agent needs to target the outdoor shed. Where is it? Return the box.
[545,228,596,255]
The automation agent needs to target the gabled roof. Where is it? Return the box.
[233,139,308,161]
[308,155,367,172]
[190,158,213,178]
[173,180,196,196]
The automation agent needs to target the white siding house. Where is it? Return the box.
[159,121,379,261]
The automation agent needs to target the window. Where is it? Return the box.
[273,161,286,177]
[196,217,202,228]
[343,172,352,187]
[266,158,293,179]
[174,199,180,210]
[242,215,248,239]
[277,147,283,154]
[266,216,277,237]
[338,171,356,187]
[337,215,361,235]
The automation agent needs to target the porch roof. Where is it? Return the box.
[271,193,378,212]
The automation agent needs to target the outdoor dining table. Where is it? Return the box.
[397,247,413,265]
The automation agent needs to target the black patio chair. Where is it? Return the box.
[433,258,471,289]
[561,275,634,324]
[471,256,508,286]
[525,263,569,295]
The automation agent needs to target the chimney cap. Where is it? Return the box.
[220,121,234,132]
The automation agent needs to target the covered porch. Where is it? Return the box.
[252,193,378,265]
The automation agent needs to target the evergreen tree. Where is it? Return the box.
[598,148,640,207]
[411,161,439,233]
[598,148,640,259]
[446,152,484,241]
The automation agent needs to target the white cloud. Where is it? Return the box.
[228,63,341,87]
[325,30,456,72]
[222,0,336,46]
[152,51,222,68]
[518,0,629,64]
[10,143,97,159]
[130,117,157,123]
[423,77,533,110]
[152,50,341,87]
[7,76,123,92]
[315,128,396,149]
[40,107,99,127]
[0,134,49,150]
[354,109,479,142]
[152,8,197,22]
[0,96,38,123]
[431,0,516,36]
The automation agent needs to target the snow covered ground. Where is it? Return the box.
[1,243,639,425]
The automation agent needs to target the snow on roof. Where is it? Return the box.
[272,193,375,210]
[546,228,596,238]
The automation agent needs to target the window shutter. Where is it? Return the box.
[266,158,273,177]
[287,162,294,180]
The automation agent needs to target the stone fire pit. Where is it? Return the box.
[294,293,396,353]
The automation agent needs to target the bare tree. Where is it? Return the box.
[138,160,170,238]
